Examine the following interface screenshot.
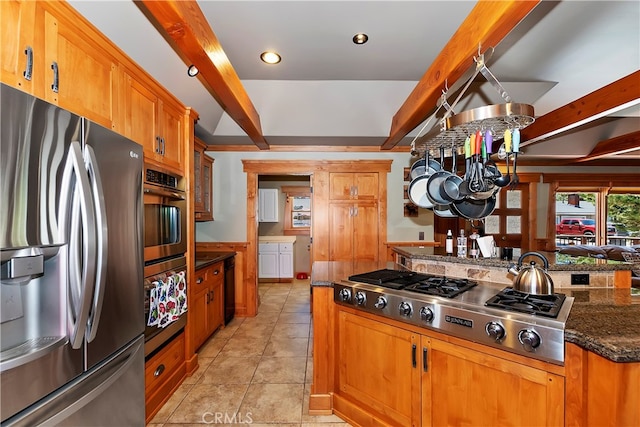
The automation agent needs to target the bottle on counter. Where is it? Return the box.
[457,229,467,258]
[469,229,479,259]
[445,229,454,256]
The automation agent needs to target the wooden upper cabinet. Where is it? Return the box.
[1,0,37,94]
[194,138,213,221]
[158,99,183,172]
[42,5,117,129]
[329,172,378,200]
[1,1,117,129]
[121,68,185,174]
[122,73,157,155]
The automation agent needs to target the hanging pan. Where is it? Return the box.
[451,194,497,220]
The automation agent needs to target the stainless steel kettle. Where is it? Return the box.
[507,252,554,295]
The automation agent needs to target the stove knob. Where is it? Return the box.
[518,329,541,352]
[354,291,366,306]
[485,322,506,341]
[374,296,387,309]
[419,306,434,323]
[338,288,351,302]
[398,302,412,316]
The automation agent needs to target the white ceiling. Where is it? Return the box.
[68,1,640,159]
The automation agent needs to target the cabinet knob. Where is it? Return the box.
[196,277,203,284]
[214,269,220,275]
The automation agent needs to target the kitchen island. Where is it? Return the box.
[309,260,640,426]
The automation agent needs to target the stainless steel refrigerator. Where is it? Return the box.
[0,83,145,426]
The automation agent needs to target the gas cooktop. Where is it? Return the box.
[336,268,574,365]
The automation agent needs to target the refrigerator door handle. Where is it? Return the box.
[84,144,108,343]
[59,141,97,349]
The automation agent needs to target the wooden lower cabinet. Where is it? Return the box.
[335,308,564,427]
[336,311,420,426]
[424,336,564,427]
[145,332,186,424]
[191,261,225,352]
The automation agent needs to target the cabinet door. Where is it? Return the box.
[353,202,379,262]
[337,310,421,426]
[329,203,354,262]
[0,0,37,94]
[122,72,158,157]
[425,337,564,427]
[258,243,279,278]
[191,287,209,351]
[159,99,184,173]
[201,157,213,220]
[194,148,203,209]
[43,5,116,128]
[278,243,294,279]
[353,173,378,199]
[258,189,279,222]
[329,173,354,200]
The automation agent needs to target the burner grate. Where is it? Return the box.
[348,269,431,287]
[404,277,477,298]
[485,287,566,318]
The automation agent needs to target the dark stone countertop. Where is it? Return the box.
[393,246,639,271]
[564,288,640,362]
[195,251,235,270]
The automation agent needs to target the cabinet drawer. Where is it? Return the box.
[259,243,279,253]
[145,332,185,398]
[279,242,293,252]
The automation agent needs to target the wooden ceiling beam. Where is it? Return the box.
[136,0,269,149]
[381,0,540,150]
[518,71,640,149]
[572,130,640,163]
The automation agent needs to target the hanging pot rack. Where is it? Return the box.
[410,46,535,157]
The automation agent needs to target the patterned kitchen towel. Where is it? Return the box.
[157,277,170,328]
[175,271,187,315]
[166,274,179,323]
[147,285,159,327]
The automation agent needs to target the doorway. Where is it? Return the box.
[258,175,313,281]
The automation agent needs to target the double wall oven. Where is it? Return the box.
[143,164,188,356]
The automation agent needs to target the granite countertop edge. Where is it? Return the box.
[564,330,640,363]
[310,279,640,363]
[195,251,236,269]
[393,247,638,271]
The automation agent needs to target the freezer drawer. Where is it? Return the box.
[3,336,145,427]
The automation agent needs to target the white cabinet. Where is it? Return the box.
[278,242,294,279]
[258,239,295,279]
[258,243,279,279]
[258,188,279,222]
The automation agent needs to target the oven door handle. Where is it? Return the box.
[143,186,185,200]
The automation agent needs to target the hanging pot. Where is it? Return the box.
[410,149,440,180]
[426,145,453,206]
[506,252,555,295]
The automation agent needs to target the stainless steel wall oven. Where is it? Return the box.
[143,164,188,356]
[143,165,187,261]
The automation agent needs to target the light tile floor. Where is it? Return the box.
[148,279,350,426]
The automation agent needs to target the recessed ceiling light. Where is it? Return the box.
[187,64,199,77]
[352,33,369,45]
[260,51,281,64]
